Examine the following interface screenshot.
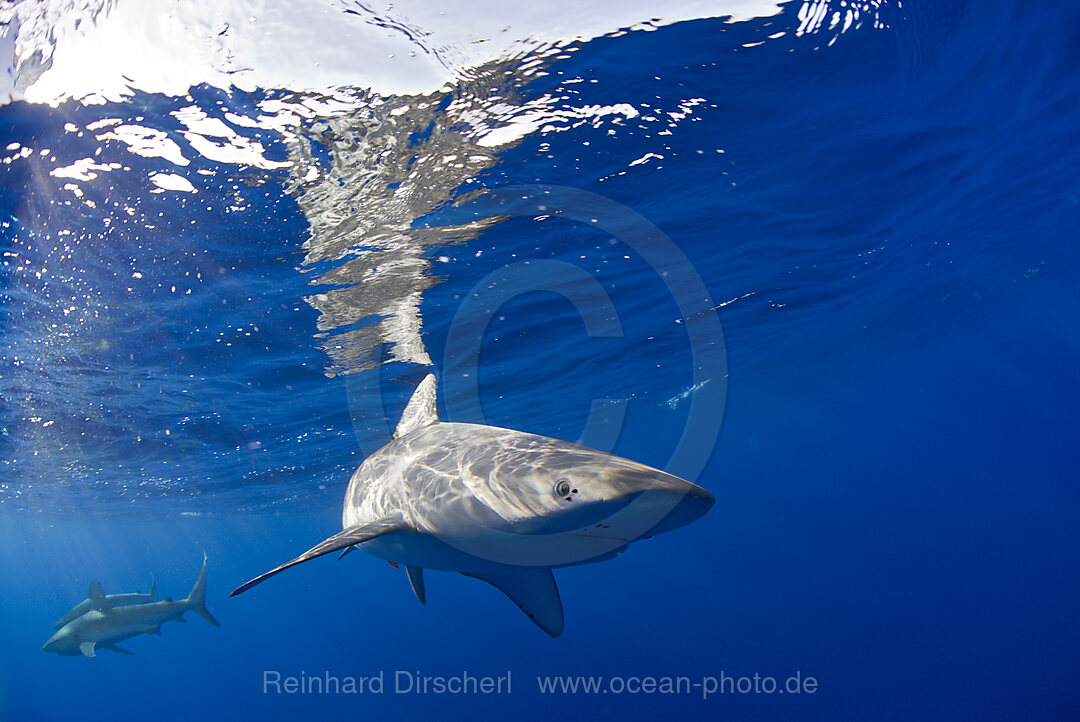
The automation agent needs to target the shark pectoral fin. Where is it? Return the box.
[79,641,96,658]
[230,513,408,596]
[463,568,564,638]
[102,643,132,655]
[406,566,426,605]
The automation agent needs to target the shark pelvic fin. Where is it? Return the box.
[231,513,408,596]
[393,374,439,438]
[79,641,96,658]
[406,566,426,605]
[463,567,565,638]
[337,545,357,561]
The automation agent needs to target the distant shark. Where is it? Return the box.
[232,374,714,637]
[43,554,219,657]
[53,575,157,629]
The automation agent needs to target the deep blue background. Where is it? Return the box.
[2,1,1079,720]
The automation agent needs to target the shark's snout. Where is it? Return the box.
[42,633,62,653]
[574,469,715,542]
[628,479,715,540]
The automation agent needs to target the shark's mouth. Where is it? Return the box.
[564,531,631,542]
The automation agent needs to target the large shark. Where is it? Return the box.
[43,554,219,657]
[232,374,714,636]
[53,575,157,629]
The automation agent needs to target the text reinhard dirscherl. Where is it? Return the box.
[263,670,512,695]
[262,670,819,699]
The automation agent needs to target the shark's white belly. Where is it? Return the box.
[357,528,627,572]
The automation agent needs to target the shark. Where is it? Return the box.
[231,374,714,637]
[53,574,157,629]
[43,553,220,657]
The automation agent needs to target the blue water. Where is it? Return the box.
[2,1,1079,720]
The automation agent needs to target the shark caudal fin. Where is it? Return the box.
[185,552,220,627]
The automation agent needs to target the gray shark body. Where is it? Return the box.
[53,575,157,629]
[232,375,714,636]
[44,554,219,657]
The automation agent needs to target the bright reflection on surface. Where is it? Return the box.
[2,0,789,105]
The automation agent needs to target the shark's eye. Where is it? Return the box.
[554,478,572,497]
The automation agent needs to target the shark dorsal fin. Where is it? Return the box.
[393,374,439,439]
[463,568,565,638]
[88,581,107,608]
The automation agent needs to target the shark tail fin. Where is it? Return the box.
[186,552,220,627]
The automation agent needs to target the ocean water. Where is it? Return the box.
[1,0,1078,720]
